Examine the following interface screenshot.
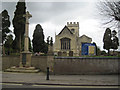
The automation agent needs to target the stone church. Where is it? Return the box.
[53,22,93,56]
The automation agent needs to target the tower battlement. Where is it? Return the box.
[67,22,79,37]
[67,22,79,27]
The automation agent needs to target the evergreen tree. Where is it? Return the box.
[103,28,112,55]
[42,42,48,54]
[32,24,47,54]
[12,0,26,52]
[50,37,53,46]
[1,10,11,44]
[111,30,119,50]
[93,42,98,56]
[0,10,11,55]
[28,37,32,52]
[47,36,50,45]
[4,34,14,55]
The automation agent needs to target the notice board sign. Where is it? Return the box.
[82,43,96,55]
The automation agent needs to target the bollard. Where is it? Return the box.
[46,67,49,80]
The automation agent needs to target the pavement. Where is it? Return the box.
[1,72,120,87]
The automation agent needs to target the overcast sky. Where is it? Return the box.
[1,0,120,51]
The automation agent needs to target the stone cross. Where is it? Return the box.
[23,11,32,51]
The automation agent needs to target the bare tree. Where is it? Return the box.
[98,0,120,25]
[98,0,120,50]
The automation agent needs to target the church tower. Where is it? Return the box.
[67,22,79,37]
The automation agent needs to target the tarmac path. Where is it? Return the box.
[1,72,120,89]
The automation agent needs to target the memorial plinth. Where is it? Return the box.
[5,66,39,73]
[20,51,32,67]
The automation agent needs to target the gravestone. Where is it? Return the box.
[62,51,67,56]
[58,52,62,56]
[69,51,73,56]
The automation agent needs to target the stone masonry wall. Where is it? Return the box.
[54,57,120,75]
[2,56,20,70]
[31,56,47,72]
[2,56,120,75]
[2,56,48,72]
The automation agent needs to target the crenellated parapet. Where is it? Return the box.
[67,22,79,37]
[67,22,79,27]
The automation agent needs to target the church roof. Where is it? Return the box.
[58,26,73,35]
[79,34,92,39]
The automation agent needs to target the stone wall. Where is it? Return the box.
[53,57,120,75]
[2,56,120,75]
[31,56,47,72]
[2,56,48,72]
[2,56,20,70]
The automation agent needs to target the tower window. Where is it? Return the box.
[60,38,71,50]
[71,29,75,33]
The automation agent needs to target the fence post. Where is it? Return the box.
[46,67,49,80]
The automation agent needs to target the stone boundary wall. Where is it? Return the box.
[2,56,20,70]
[2,56,48,72]
[53,57,120,75]
[2,56,120,75]
[31,56,47,72]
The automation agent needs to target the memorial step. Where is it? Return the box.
[5,66,40,73]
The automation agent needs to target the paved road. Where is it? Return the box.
[2,72,119,85]
[1,83,119,88]
[1,71,119,89]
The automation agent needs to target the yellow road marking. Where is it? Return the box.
[13,81,24,82]
[1,83,23,86]
[32,85,119,88]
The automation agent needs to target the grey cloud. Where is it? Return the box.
[1,1,94,26]
[26,2,89,25]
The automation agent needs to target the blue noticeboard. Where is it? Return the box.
[81,43,96,55]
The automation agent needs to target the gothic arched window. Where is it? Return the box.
[60,38,71,50]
